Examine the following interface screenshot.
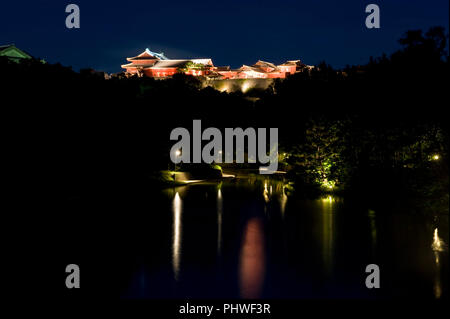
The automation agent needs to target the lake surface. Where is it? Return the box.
[120,177,448,299]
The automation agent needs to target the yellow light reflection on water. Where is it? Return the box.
[280,191,288,217]
[321,195,334,203]
[320,195,335,276]
[263,181,270,203]
[431,227,446,299]
[172,192,182,281]
[432,228,444,253]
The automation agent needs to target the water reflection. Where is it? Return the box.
[320,196,335,276]
[432,228,444,254]
[280,190,288,218]
[432,227,445,299]
[155,180,448,299]
[239,218,266,298]
[217,189,223,257]
[172,192,182,281]
[263,181,270,203]
[368,210,377,256]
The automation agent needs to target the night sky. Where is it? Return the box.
[1,0,448,73]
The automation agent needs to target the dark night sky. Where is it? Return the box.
[1,1,448,73]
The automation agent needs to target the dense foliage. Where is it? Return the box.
[2,27,448,213]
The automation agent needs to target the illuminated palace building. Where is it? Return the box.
[121,48,309,80]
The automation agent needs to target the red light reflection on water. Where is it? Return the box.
[239,218,266,298]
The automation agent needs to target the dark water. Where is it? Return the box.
[120,177,448,299]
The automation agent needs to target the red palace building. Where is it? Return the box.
[121,48,308,79]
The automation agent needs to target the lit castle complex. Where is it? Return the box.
[121,48,311,80]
